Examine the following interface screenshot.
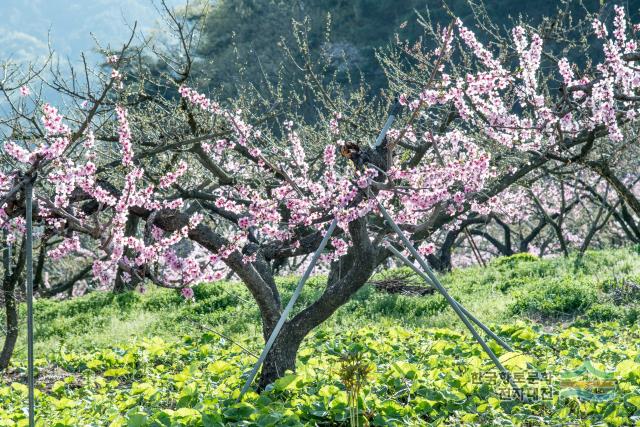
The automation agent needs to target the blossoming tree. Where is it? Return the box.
[2,3,640,387]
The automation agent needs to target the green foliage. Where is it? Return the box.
[14,248,640,359]
[2,323,640,425]
[599,276,640,305]
[3,248,640,425]
[583,303,622,323]
[510,277,597,320]
[333,341,374,427]
[195,0,430,99]
[491,253,539,270]
[194,0,619,103]
[497,277,529,293]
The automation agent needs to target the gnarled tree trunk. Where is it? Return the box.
[589,161,640,218]
[258,323,305,389]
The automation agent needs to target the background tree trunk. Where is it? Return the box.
[33,238,49,292]
[1,240,25,371]
[0,284,18,370]
[113,215,141,293]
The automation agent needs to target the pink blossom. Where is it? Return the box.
[181,287,195,301]
[323,145,336,166]
[238,216,251,229]
[593,18,608,39]
[4,141,34,163]
[453,191,465,205]
[49,236,81,260]
[418,243,436,256]
[159,160,188,188]
[116,106,134,167]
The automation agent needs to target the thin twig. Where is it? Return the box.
[388,22,455,151]
[188,319,258,358]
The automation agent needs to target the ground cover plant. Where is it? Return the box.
[3,0,640,386]
[2,0,640,425]
[2,250,640,426]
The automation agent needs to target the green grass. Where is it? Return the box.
[8,247,640,360]
[2,248,640,425]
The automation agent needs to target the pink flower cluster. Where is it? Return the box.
[116,106,134,167]
[49,236,81,260]
[6,8,634,295]
[159,160,188,188]
[1,94,224,291]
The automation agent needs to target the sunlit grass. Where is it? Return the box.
[7,247,640,362]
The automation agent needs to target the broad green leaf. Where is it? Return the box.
[626,395,640,409]
[207,360,232,376]
[498,352,532,370]
[104,368,129,377]
[52,380,66,394]
[174,407,201,418]
[10,383,27,395]
[274,374,298,391]
[615,360,639,379]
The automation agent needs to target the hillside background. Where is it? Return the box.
[3,1,638,103]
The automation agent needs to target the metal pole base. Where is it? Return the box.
[374,196,528,402]
[239,219,338,398]
[25,180,35,426]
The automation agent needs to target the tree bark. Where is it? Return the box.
[1,240,25,371]
[258,322,304,389]
[620,204,640,241]
[589,160,640,217]
[0,284,18,371]
[33,239,47,292]
[42,264,93,297]
[113,215,141,293]
[258,217,379,388]
[431,215,489,271]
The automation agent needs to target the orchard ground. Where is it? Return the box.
[2,248,640,426]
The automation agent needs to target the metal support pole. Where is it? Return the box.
[375,198,526,401]
[373,101,401,149]
[25,180,35,426]
[239,219,338,398]
[385,244,515,352]
[387,242,542,377]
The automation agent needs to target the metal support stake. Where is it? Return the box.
[387,242,541,377]
[385,244,515,352]
[375,199,526,401]
[373,101,402,148]
[239,219,338,398]
[25,179,35,426]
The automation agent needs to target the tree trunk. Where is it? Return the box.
[589,160,640,217]
[1,240,25,371]
[43,264,92,297]
[258,323,304,390]
[33,240,48,292]
[256,217,379,389]
[435,215,489,271]
[0,281,18,370]
[113,215,140,293]
[434,232,456,272]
